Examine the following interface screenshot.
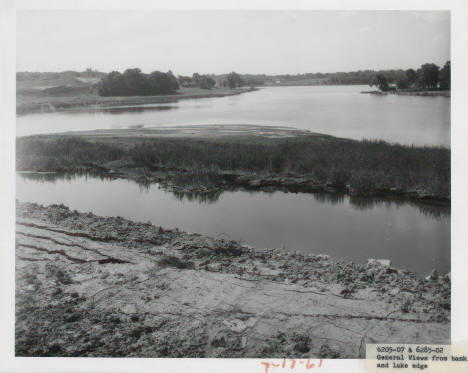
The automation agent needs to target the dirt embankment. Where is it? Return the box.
[16,202,450,358]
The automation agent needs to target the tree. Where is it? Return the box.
[396,71,409,89]
[166,70,180,91]
[439,61,450,90]
[369,74,389,91]
[227,72,243,89]
[189,73,216,89]
[123,68,149,95]
[416,63,440,89]
[198,75,216,89]
[178,75,194,87]
[97,68,179,96]
[98,71,127,96]
[192,73,201,86]
[148,71,177,94]
[405,69,417,86]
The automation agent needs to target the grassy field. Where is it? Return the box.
[16,129,450,199]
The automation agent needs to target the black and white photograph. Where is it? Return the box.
[1,1,467,372]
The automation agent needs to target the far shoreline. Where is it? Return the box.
[16,86,258,116]
[361,89,450,97]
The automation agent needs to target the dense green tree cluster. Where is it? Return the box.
[416,63,440,89]
[97,68,179,96]
[369,62,450,91]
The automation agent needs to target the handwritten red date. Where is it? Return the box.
[260,358,323,373]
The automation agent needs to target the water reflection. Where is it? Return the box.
[98,105,179,114]
[18,171,114,183]
[172,190,223,204]
[16,86,450,146]
[16,172,450,276]
[17,172,450,219]
[348,195,450,219]
[313,192,346,205]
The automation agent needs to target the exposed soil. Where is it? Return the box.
[16,202,450,358]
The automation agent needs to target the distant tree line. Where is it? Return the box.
[18,62,450,93]
[369,61,450,91]
[16,69,106,81]
[19,67,247,96]
[226,63,450,89]
[178,72,244,89]
[178,73,216,89]
[97,68,179,96]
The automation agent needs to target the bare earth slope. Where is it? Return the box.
[16,202,450,358]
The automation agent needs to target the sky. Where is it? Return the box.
[16,10,450,75]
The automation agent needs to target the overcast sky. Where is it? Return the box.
[16,10,450,75]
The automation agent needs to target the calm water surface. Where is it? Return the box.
[16,86,450,276]
[16,174,450,277]
[17,86,450,146]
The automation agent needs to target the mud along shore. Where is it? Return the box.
[15,202,450,358]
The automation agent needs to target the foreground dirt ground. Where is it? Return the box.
[15,202,450,358]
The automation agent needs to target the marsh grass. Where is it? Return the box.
[16,136,450,197]
[17,137,124,171]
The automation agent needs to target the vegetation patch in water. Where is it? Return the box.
[16,134,450,200]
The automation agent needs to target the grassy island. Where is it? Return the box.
[16,125,450,204]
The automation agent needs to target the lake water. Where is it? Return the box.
[16,174,450,277]
[16,86,451,276]
[17,85,450,146]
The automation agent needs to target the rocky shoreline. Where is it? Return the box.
[16,202,450,358]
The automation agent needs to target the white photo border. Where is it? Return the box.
[1,1,466,372]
